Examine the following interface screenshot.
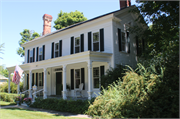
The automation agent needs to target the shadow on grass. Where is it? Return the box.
[0,102,16,106]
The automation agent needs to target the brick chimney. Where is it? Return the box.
[119,0,131,9]
[42,14,53,35]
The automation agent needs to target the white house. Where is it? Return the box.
[7,0,144,100]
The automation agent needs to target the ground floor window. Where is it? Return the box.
[93,67,100,88]
[39,73,42,86]
[75,69,80,88]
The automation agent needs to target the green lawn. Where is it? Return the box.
[0,101,16,106]
[0,108,88,119]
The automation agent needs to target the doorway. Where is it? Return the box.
[56,72,62,95]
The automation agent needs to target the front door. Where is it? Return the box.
[56,72,62,95]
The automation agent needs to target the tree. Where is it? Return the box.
[0,65,8,78]
[54,10,87,30]
[17,29,40,57]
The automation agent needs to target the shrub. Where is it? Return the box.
[101,64,125,90]
[31,97,95,114]
[0,92,25,102]
[87,63,178,118]
[0,81,24,93]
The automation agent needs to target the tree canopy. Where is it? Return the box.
[17,29,40,57]
[0,65,8,78]
[53,10,87,30]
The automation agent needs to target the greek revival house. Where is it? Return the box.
[7,1,144,100]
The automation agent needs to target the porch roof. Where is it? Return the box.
[7,51,112,73]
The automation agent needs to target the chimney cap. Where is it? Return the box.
[43,14,53,19]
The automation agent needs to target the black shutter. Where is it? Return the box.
[71,69,74,89]
[36,47,39,61]
[127,31,130,53]
[42,72,44,86]
[80,34,84,52]
[59,40,62,57]
[33,48,35,62]
[100,66,105,77]
[27,74,29,90]
[36,73,38,86]
[118,28,122,51]
[27,50,29,63]
[136,36,139,55]
[100,28,104,51]
[81,68,85,90]
[70,37,74,54]
[88,32,92,51]
[42,45,45,60]
[32,73,34,86]
[51,42,54,58]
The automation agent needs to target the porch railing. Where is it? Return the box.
[20,89,31,99]
[32,89,44,103]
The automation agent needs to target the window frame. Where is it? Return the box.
[39,47,43,61]
[38,73,42,86]
[30,50,33,63]
[93,67,100,89]
[121,32,126,52]
[74,69,81,89]
[75,37,80,53]
[55,42,59,58]
[93,32,100,51]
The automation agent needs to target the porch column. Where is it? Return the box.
[87,61,93,100]
[29,70,32,98]
[62,65,67,100]
[8,72,11,93]
[43,68,47,99]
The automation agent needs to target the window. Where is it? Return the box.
[75,37,80,53]
[30,50,33,63]
[75,69,80,88]
[93,67,99,88]
[121,32,126,51]
[93,32,99,51]
[55,43,59,57]
[39,47,42,61]
[39,73,42,86]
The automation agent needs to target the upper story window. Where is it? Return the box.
[39,47,42,61]
[121,32,126,52]
[30,50,33,63]
[75,37,80,53]
[55,43,59,57]
[93,32,99,51]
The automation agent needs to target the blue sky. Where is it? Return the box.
[0,0,137,68]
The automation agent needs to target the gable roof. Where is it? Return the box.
[22,5,135,47]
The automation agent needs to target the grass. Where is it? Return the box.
[0,101,16,106]
[0,108,88,119]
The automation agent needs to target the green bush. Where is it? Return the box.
[0,92,25,102]
[86,63,179,118]
[101,64,125,90]
[31,97,95,114]
[0,82,24,93]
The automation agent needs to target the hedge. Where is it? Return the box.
[31,98,95,114]
[0,92,25,102]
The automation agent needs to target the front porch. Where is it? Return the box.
[7,51,112,100]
